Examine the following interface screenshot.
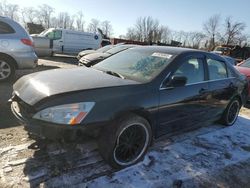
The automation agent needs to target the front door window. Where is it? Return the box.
[173,58,205,85]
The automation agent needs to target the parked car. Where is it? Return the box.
[235,58,250,100]
[10,46,248,168]
[212,46,231,55]
[0,16,38,81]
[78,44,137,67]
[77,45,114,60]
[101,39,111,47]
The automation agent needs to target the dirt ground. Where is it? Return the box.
[0,56,77,146]
[0,56,250,187]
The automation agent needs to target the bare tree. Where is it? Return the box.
[0,0,19,21]
[57,12,66,28]
[50,16,58,28]
[57,12,75,29]
[236,33,249,47]
[21,7,37,25]
[68,16,75,30]
[126,27,137,40]
[127,16,164,43]
[75,11,85,31]
[38,4,54,28]
[203,14,221,49]
[87,19,100,32]
[171,30,189,46]
[161,26,171,43]
[189,32,206,48]
[101,20,113,37]
[224,17,246,45]
[138,16,159,42]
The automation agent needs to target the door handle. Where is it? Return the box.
[199,88,208,94]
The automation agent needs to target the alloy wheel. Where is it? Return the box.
[0,61,11,80]
[113,123,149,166]
[227,100,240,125]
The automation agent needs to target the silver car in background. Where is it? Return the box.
[0,16,38,81]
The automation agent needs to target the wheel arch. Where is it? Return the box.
[233,94,243,106]
[112,109,156,138]
[0,52,18,69]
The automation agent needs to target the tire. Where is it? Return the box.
[98,115,152,169]
[221,98,241,126]
[0,57,15,82]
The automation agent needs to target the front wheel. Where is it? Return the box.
[221,98,241,126]
[0,58,15,82]
[98,115,152,169]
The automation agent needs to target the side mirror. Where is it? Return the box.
[164,75,187,88]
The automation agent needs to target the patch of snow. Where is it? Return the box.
[84,116,250,188]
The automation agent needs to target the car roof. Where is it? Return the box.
[130,45,201,55]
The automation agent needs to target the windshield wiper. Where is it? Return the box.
[105,70,125,79]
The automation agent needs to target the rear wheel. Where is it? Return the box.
[221,98,241,126]
[98,115,152,169]
[0,57,15,82]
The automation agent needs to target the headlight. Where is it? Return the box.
[33,102,95,125]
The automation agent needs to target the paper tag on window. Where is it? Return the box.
[152,52,172,59]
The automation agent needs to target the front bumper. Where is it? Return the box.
[11,101,105,141]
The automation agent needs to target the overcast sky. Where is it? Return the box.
[9,0,250,37]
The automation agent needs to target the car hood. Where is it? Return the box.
[235,66,250,76]
[13,67,139,105]
[80,52,110,62]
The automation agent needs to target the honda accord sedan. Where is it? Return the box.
[10,46,248,168]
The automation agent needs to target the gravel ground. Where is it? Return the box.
[0,56,249,188]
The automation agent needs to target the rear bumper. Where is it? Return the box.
[13,51,38,69]
[11,101,106,141]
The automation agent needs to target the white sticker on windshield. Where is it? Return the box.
[151,52,172,59]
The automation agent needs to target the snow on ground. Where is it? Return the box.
[1,115,250,187]
[84,115,250,188]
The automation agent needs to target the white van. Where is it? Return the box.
[38,28,102,55]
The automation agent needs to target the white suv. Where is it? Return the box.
[0,16,38,81]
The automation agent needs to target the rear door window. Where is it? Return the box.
[0,21,15,34]
[207,59,227,80]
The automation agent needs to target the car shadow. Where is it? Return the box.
[22,137,107,187]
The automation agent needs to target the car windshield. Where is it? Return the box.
[240,59,250,68]
[93,48,174,83]
[96,45,113,53]
[39,29,50,36]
